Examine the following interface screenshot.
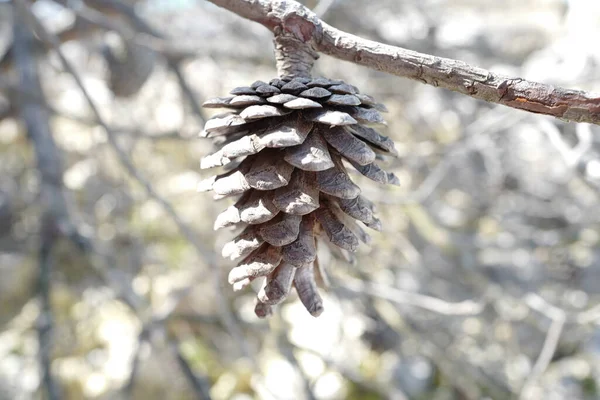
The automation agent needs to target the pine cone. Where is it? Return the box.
[199,76,399,318]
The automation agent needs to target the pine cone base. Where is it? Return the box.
[200,76,398,318]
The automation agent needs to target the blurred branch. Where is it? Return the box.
[37,215,62,400]
[19,2,251,363]
[12,15,148,394]
[525,292,600,326]
[292,343,395,399]
[312,0,336,18]
[1,77,100,126]
[275,330,317,400]
[13,4,64,399]
[0,16,102,73]
[52,0,200,60]
[122,327,148,396]
[57,0,206,122]
[521,293,566,399]
[123,283,206,393]
[170,64,207,126]
[516,292,600,395]
[341,278,485,316]
[384,108,525,205]
[3,47,146,312]
[171,340,213,400]
[538,119,592,168]
[402,315,512,399]
[574,304,600,325]
[207,0,600,126]
[1,79,190,137]
[91,0,207,125]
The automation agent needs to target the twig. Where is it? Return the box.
[524,292,600,326]
[538,119,592,168]
[291,342,403,399]
[58,0,206,125]
[122,328,150,396]
[123,281,205,393]
[206,0,600,126]
[275,331,317,400]
[171,340,213,400]
[520,293,567,399]
[169,63,207,126]
[92,0,207,125]
[401,315,512,399]
[19,3,251,362]
[13,4,147,395]
[3,77,189,138]
[51,0,200,60]
[380,102,527,205]
[574,304,600,325]
[341,278,485,316]
[12,10,214,400]
[0,77,102,126]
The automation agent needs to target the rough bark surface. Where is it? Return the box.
[207,0,600,125]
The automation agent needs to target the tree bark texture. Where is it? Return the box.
[206,0,600,126]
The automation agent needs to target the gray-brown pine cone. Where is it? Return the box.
[199,77,399,318]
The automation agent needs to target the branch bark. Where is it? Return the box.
[206,0,600,126]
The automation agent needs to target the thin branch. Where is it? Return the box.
[122,328,150,397]
[574,304,600,325]
[275,331,317,400]
[401,315,512,399]
[0,77,102,126]
[171,340,213,400]
[292,342,405,399]
[525,292,600,326]
[371,107,525,205]
[37,217,62,400]
[206,0,600,126]
[340,278,485,316]
[123,282,205,394]
[51,0,199,60]
[2,77,190,138]
[170,63,207,126]
[91,0,207,125]
[520,293,566,400]
[538,119,592,168]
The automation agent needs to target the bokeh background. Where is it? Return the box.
[2,0,600,399]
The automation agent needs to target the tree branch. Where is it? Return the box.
[171,340,213,400]
[206,0,600,126]
[20,2,254,364]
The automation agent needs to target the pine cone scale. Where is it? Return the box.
[284,131,334,171]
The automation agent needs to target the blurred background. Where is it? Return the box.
[2,0,600,399]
